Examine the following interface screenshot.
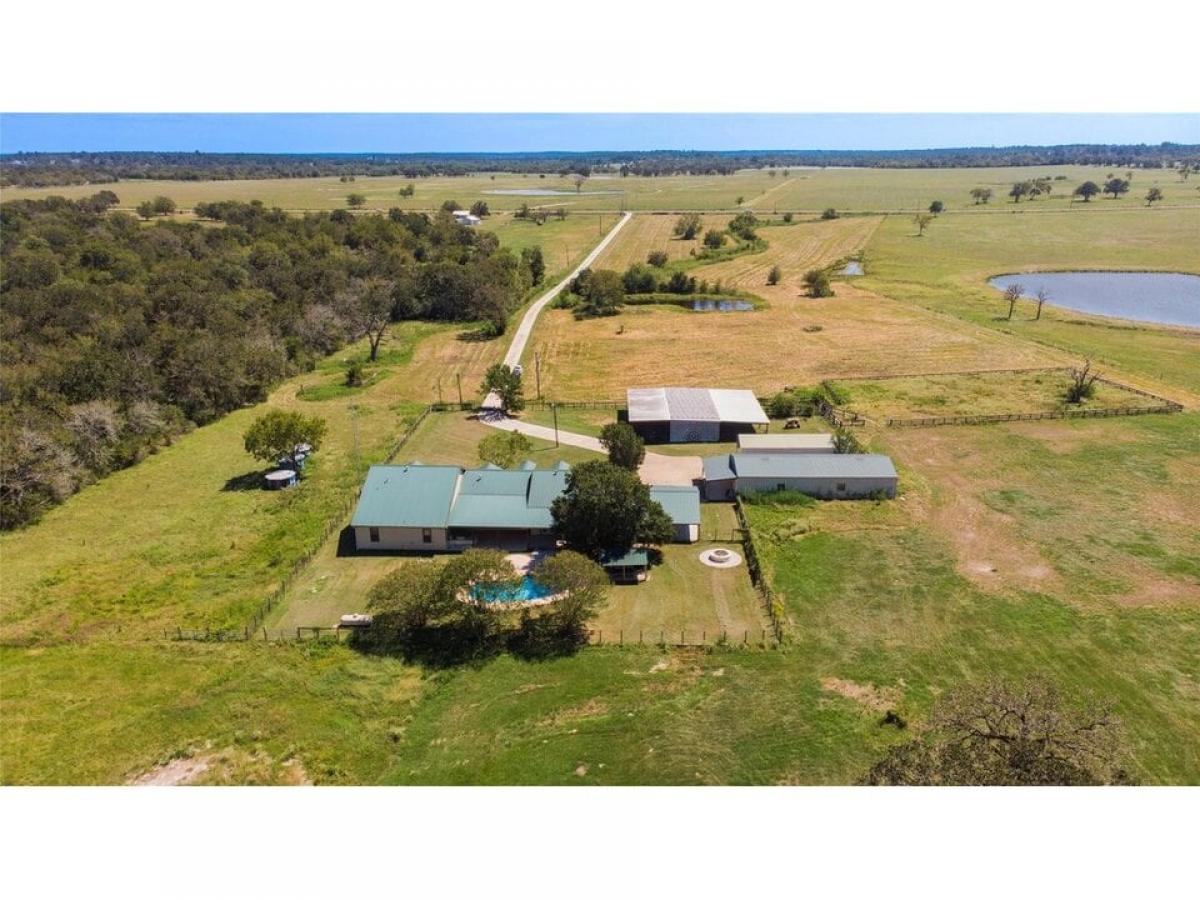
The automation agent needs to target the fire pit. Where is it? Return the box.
[699,547,743,569]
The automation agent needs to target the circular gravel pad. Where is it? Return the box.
[699,548,743,568]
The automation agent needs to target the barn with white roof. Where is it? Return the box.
[625,387,769,443]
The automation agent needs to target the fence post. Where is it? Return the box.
[296,627,301,640]
[619,630,623,647]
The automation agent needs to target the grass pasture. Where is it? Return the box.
[831,368,1163,422]
[860,207,1200,399]
[592,212,732,269]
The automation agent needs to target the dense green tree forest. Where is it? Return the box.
[3,145,1197,186]
[0,194,537,529]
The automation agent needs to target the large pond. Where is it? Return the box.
[988,271,1200,328]
[483,188,624,196]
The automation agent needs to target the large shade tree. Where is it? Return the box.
[243,410,327,469]
[550,460,674,558]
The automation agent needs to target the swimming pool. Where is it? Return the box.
[472,575,556,603]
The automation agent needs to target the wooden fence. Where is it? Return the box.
[732,497,785,643]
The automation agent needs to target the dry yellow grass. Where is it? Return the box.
[530,213,1065,397]
[693,215,879,291]
[593,213,731,270]
[530,284,1067,399]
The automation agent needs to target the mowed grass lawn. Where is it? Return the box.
[832,368,1160,421]
[860,207,1200,400]
[592,503,765,643]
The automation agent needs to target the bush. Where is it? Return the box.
[765,388,817,418]
[821,208,838,220]
[621,263,658,294]
[803,269,833,297]
[728,211,759,240]
[703,229,726,249]
[344,361,365,387]
[782,212,794,223]
[767,265,781,286]
[647,250,669,267]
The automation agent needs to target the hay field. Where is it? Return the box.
[7,164,1196,215]
[692,215,880,291]
[530,213,1065,398]
[592,213,732,270]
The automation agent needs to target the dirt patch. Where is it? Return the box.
[885,427,1065,595]
[820,677,901,713]
[129,747,313,786]
[130,754,212,786]
[638,453,702,486]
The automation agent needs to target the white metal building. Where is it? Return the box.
[701,453,898,501]
[626,387,769,443]
[737,433,836,453]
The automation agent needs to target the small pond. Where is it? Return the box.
[693,299,756,312]
[483,188,624,197]
[988,271,1200,328]
[841,261,864,276]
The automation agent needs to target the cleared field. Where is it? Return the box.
[832,369,1160,421]
[592,213,732,269]
[487,211,623,277]
[860,207,1200,400]
[7,165,1195,215]
[528,215,1067,399]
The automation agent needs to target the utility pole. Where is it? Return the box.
[456,374,463,408]
[436,377,443,406]
[535,352,542,401]
[552,403,559,448]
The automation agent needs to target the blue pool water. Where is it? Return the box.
[988,271,1200,328]
[472,575,555,603]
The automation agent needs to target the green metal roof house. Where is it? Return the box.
[351,462,701,552]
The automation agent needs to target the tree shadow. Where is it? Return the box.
[506,615,587,661]
[222,470,264,492]
[351,618,504,669]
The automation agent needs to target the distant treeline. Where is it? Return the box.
[0,194,542,529]
[3,145,1199,187]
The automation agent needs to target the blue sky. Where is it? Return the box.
[2,114,1197,154]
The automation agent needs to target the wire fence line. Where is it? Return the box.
[586,628,778,649]
[732,497,785,643]
[885,403,1181,428]
[193,405,437,644]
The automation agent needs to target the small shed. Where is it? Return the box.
[737,433,836,454]
[649,485,702,543]
[600,548,650,584]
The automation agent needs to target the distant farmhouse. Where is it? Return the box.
[702,453,898,501]
[351,461,701,552]
[626,387,769,443]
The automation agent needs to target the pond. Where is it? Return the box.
[988,271,1200,328]
[692,299,756,312]
[841,261,864,276]
[483,188,625,196]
